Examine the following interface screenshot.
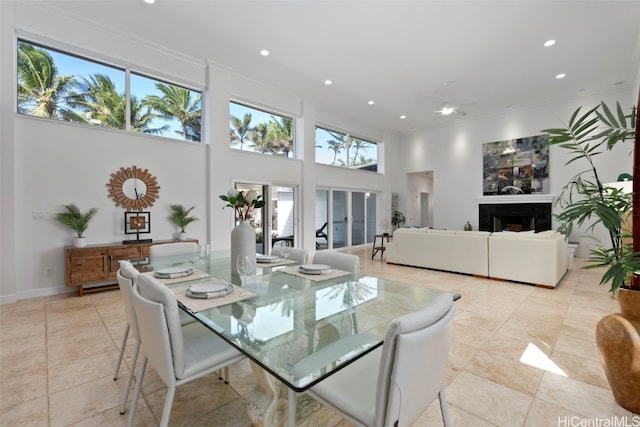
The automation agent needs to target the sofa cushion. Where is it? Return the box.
[424,228,455,235]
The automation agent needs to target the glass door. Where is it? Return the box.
[316,189,329,249]
[366,192,377,243]
[351,191,365,245]
[315,188,379,249]
[332,190,348,249]
[271,185,295,249]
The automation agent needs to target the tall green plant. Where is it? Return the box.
[391,210,406,229]
[543,101,639,294]
[168,204,198,233]
[53,204,98,238]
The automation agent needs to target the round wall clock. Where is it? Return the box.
[107,165,160,211]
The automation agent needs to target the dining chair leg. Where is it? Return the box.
[119,340,140,414]
[224,366,230,383]
[439,388,451,427]
[159,386,176,427]
[127,354,147,427]
[113,324,130,380]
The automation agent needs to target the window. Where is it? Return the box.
[229,101,294,157]
[315,126,378,171]
[17,40,202,142]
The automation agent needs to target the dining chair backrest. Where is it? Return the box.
[135,274,187,381]
[271,246,309,264]
[312,250,360,274]
[375,292,455,426]
[149,242,198,261]
[117,260,141,338]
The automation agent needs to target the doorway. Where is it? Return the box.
[407,171,434,227]
[234,182,298,254]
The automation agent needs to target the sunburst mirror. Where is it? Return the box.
[107,165,160,211]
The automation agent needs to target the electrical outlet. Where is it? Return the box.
[32,211,44,220]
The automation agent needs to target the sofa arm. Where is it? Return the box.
[386,242,398,263]
[488,234,568,287]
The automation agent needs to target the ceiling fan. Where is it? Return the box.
[433,82,470,117]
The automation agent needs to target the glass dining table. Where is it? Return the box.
[138,250,445,426]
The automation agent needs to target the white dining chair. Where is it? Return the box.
[305,292,456,427]
[148,241,198,261]
[112,261,142,414]
[271,246,309,264]
[127,273,246,427]
[312,250,360,274]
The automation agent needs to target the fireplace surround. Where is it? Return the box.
[478,202,552,232]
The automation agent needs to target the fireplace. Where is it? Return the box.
[478,203,552,232]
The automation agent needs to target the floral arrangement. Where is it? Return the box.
[219,189,265,221]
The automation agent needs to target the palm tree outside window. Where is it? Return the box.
[16,39,202,142]
[229,101,294,157]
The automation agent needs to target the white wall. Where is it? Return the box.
[13,117,209,299]
[397,87,635,255]
[1,2,390,302]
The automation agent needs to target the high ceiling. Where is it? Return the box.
[41,0,640,134]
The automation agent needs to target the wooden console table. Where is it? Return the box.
[65,239,197,296]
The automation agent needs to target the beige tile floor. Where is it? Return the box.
[1,246,638,426]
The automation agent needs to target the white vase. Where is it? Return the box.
[178,232,188,241]
[231,220,256,275]
[73,237,87,247]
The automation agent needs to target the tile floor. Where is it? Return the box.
[1,246,638,426]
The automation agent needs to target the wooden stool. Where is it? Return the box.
[371,233,390,260]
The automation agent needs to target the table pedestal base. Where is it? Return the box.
[245,361,335,427]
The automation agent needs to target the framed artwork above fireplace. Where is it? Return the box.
[482,134,549,195]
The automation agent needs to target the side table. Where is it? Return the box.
[371,233,391,260]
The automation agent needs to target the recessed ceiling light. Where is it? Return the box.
[144,0,155,3]
[368,101,374,105]
[544,40,556,47]
[324,80,332,85]
[556,73,566,79]
[400,115,406,119]
[260,50,270,56]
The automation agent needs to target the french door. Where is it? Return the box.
[234,182,297,254]
[317,188,378,249]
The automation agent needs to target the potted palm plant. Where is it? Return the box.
[543,100,640,413]
[53,204,98,247]
[391,209,406,230]
[168,204,198,240]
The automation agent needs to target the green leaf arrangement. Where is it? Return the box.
[543,101,639,294]
[53,204,98,238]
[168,204,198,233]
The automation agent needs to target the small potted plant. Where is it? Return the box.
[391,209,406,230]
[168,204,198,240]
[53,204,98,247]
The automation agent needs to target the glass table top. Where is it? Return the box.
[142,250,445,392]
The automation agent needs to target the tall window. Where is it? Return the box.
[315,126,378,172]
[16,40,202,142]
[229,101,294,157]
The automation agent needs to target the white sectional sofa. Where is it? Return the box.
[386,228,568,288]
[385,228,490,277]
[487,230,568,288]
